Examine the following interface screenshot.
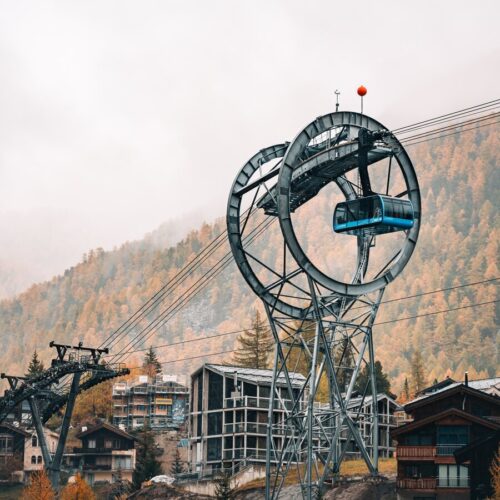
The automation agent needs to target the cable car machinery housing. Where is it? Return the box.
[227,110,421,498]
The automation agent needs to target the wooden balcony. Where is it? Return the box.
[397,478,437,490]
[396,445,436,460]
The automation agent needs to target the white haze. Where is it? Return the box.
[0,0,498,297]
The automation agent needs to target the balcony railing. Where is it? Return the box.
[437,476,469,488]
[396,446,436,458]
[436,444,466,456]
[82,464,112,471]
[73,447,133,454]
[223,396,304,411]
[397,478,437,489]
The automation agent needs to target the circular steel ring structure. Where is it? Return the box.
[227,144,361,319]
[277,111,421,296]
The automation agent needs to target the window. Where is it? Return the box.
[208,412,222,436]
[31,456,37,464]
[105,440,113,449]
[113,439,121,449]
[37,456,42,464]
[32,435,38,447]
[0,435,13,453]
[207,438,222,461]
[114,456,131,470]
[438,464,469,488]
[88,439,96,449]
[208,371,223,410]
[243,383,257,397]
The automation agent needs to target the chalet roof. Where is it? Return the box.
[417,376,457,396]
[203,364,306,388]
[0,422,30,437]
[346,393,402,411]
[391,407,500,438]
[404,379,500,412]
[76,422,136,441]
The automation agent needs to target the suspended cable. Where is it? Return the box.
[122,299,498,369]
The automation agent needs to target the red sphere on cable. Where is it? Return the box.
[357,85,367,97]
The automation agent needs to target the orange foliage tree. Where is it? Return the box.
[60,473,96,500]
[21,470,54,500]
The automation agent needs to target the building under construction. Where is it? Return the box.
[112,374,188,430]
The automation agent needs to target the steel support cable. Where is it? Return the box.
[95,102,498,354]
[122,299,499,369]
[402,119,500,147]
[398,113,500,144]
[101,226,230,350]
[108,216,276,363]
[392,99,500,134]
[105,277,497,360]
[394,105,500,136]
[107,115,498,360]
[110,219,275,364]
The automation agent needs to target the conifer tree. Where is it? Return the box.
[143,346,162,377]
[170,448,185,475]
[232,310,274,369]
[335,336,356,392]
[354,360,394,397]
[133,426,163,490]
[403,377,410,401]
[214,470,235,499]
[410,349,427,396]
[21,470,54,500]
[26,350,45,377]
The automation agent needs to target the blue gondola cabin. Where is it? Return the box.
[333,195,414,236]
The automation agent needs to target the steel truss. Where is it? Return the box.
[0,341,129,488]
[263,284,385,499]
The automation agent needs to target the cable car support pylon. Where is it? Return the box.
[227,107,421,498]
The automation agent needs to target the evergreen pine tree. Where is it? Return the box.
[410,349,427,396]
[335,336,356,392]
[143,346,162,377]
[353,360,394,398]
[170,448,185,475]
[403,377,410,401]
[214,470,235,499]
[132,426,163,490]
[232,310,274,369]
[26,350,45,378]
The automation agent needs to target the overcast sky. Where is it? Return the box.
[0,0,498,292]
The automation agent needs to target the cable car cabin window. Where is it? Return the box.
[334,195,414,236]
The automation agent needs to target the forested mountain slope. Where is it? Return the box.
[0,126,497,392]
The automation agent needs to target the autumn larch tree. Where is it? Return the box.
[143,346,162,378]
[21,470,54,500]
[26,350,45,377]
[232,310,274,369]
[60,473,96,500]
[410,349,427,397]
[132,426,163,490]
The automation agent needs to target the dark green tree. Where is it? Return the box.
[132,426,163,490]
[410,349,427,396]
[232,310,274,369]
[143,346,162,377]
[335,336,356,392]
[354,360,394,398]
[170,448,185,475]
[403,377,410,401]
[214,470,235,499]
[26,350,45,377]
